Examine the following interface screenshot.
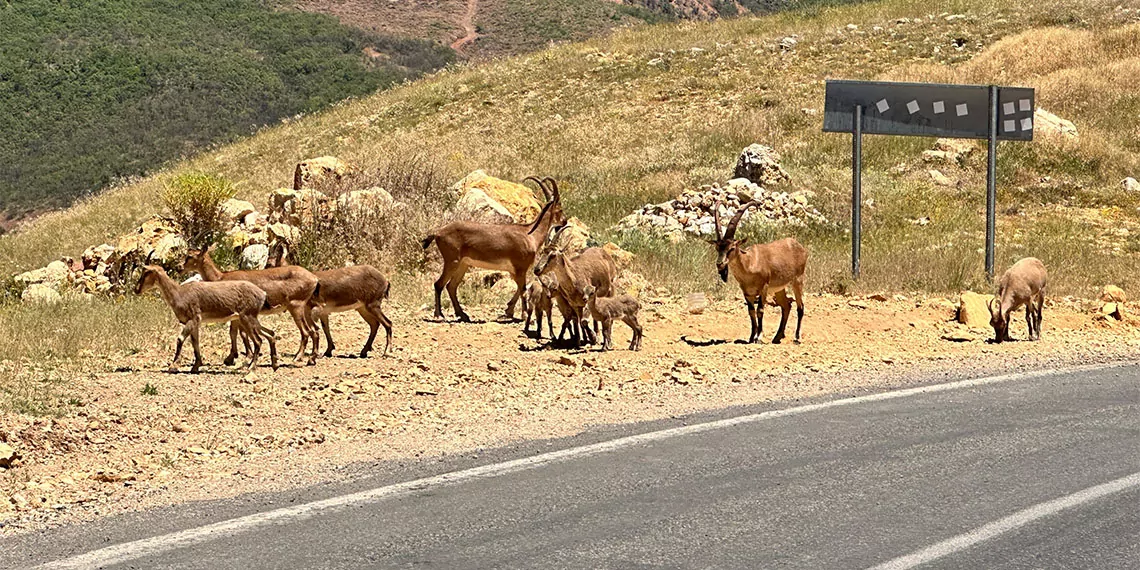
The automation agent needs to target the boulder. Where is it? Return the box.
[616,271,651,297]
[602,242,635,270]
[733,144,790,186]
[293,156,349,190]
[550,217,591,252]
[1122,178,1140,193]
[268,188,300,220]
[934,138,976,162]
[14,260,70,289]
[928,169,954,187]
[22,283,62,305]
[450,170,542,222]
[221,199,256,222]
[268,223,300,245]
[957,291,992,327]
[240,244,270,270]
[336,187,395,214]
[151,233,187,265]
[1100,302,1123,320]
[1101,285,1127,303]
[454,187,515,224]
[1034,108,1078,140]
[82,244,117,272]
[0,443,17,467]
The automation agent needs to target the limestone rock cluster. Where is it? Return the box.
[613,178,827,244]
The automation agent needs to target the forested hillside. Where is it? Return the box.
[0,0,453,222]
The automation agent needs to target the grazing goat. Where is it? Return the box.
[710,201,807,344]
[310,265,394,358]
[422,177,567,322]
[533,246,617,346]
[989,257,1047,343]
[583,285,643,351]
[184,248,321,365]
[136,265,278,373]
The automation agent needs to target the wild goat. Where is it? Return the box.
[583,285,643,351]
[310,265,394,358]
[136,265,278,373]
[989,257,1047,343]
[184,248,321,365]
[533,246,618,346]
[710,201,807,344]
[422,177,567,322]
[522,275,555,340]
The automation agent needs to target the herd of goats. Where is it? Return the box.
[135,176,1049,373]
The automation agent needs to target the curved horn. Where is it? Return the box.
[713,200,724,240]
[523,176,551,201]
[724,200,759,240]
[543,177,561,202]
[988,296,998,315]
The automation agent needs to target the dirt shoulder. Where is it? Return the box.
[2,293,1137,534]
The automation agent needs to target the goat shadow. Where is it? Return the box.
[680,335,729,347]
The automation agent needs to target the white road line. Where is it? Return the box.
[868,471,1140,570]
[35,361,1134,569]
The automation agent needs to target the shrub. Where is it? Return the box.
[161,173,236,251]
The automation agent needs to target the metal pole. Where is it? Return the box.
[852,104,863,278]
[985,85,998,280]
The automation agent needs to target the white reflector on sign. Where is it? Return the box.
[1021,117,1033,131]
[1003,120,1016,132]
[1003,102,1015,115]
[907,100,920,114]
[1019,99,1031,112]
[876,99,890,113]
[933,101,945,114]
[956,103,968,116]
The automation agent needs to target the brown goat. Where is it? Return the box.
[583,285,643,351]
[310,265,394,358]
[523,277,555,340]
[533,246,617,346]
[184,248,321,365]
[711,201,807,344]
[136,265,278,373]
[989,257,1047,343]
[422,177,567,322]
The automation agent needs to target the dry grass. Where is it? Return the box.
[2,0,1139,379]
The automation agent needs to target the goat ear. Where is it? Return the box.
[738,237,749,246]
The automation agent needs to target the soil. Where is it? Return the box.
[2,292,1138,534]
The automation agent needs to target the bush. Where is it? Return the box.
[161,173,236,251]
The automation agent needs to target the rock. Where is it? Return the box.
[221,199,256,222]
[1034,108,1078,140]
[602,243,634,270]
[487,361,501,372]
[616,271,651,297]
[413,385,438,396]
[151,233,187,265]
[928,169,954,186]
[0,443,18,467]
[185,446,209,455]
[335,187,395,215]
[90,469,127,483]
[82,244,117,271]
[22,283,62,305]
[293,156,348,190]
[1101,285,1127,303]
[268,223,300,245]
[1100,302,1123,320]
[240,244,270,270]
[15,260,70,289]
[1122,178,1140,193]
[172,422,189,433]
[957,291,992,327]
[450,170,542,222]
[868,293,889,302]
[550,217,592,252]
[686,292,708,314]
[268,188,300,218]
[454,187,516,224]
[922,150,954,164]
[847,299,869,309]
[733,144,790,186]
[942,330,977,342]
[557,355,576,366]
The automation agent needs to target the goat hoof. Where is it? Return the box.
[793,339,801,345]
[324,349,334,357]
[166,365,179,373]
[223,355,236,366]
[771,338,783,345]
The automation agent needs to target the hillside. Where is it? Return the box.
[0,0,453,222]
[3,0,1138,296]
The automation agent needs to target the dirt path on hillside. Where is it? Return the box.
[450,0,480,53]
[2,292,1139,533]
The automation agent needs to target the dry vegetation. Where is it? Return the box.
[4,0,1140,530]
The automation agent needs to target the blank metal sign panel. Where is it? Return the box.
[823,80,1034,141]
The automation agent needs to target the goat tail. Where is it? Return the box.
[421,233,437,250]
[261,294,272,312]
[383,281,391,300]
[311,281,321,303]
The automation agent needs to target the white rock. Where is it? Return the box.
[221,199,256,222]
[454,187,515,224]
[1122,177,1140,193]
[22,283,62,305]
[240,244,270,270]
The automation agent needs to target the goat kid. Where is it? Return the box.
[136,265,278,373]
[583,285,643,351]
[533,247,617,347]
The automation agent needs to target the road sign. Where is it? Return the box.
[824,80,1035,141]
[823,80,1036,279]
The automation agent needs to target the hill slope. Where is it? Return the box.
[0,0,453,221]
[3,0,1139,297]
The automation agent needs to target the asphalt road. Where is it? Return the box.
[7,363,1139,569]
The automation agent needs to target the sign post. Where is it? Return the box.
[824,80,1035,280]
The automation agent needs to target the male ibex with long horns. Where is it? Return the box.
[422,177,567,322]
[710,201,807,344]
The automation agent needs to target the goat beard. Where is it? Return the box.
[718,266,729,283]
